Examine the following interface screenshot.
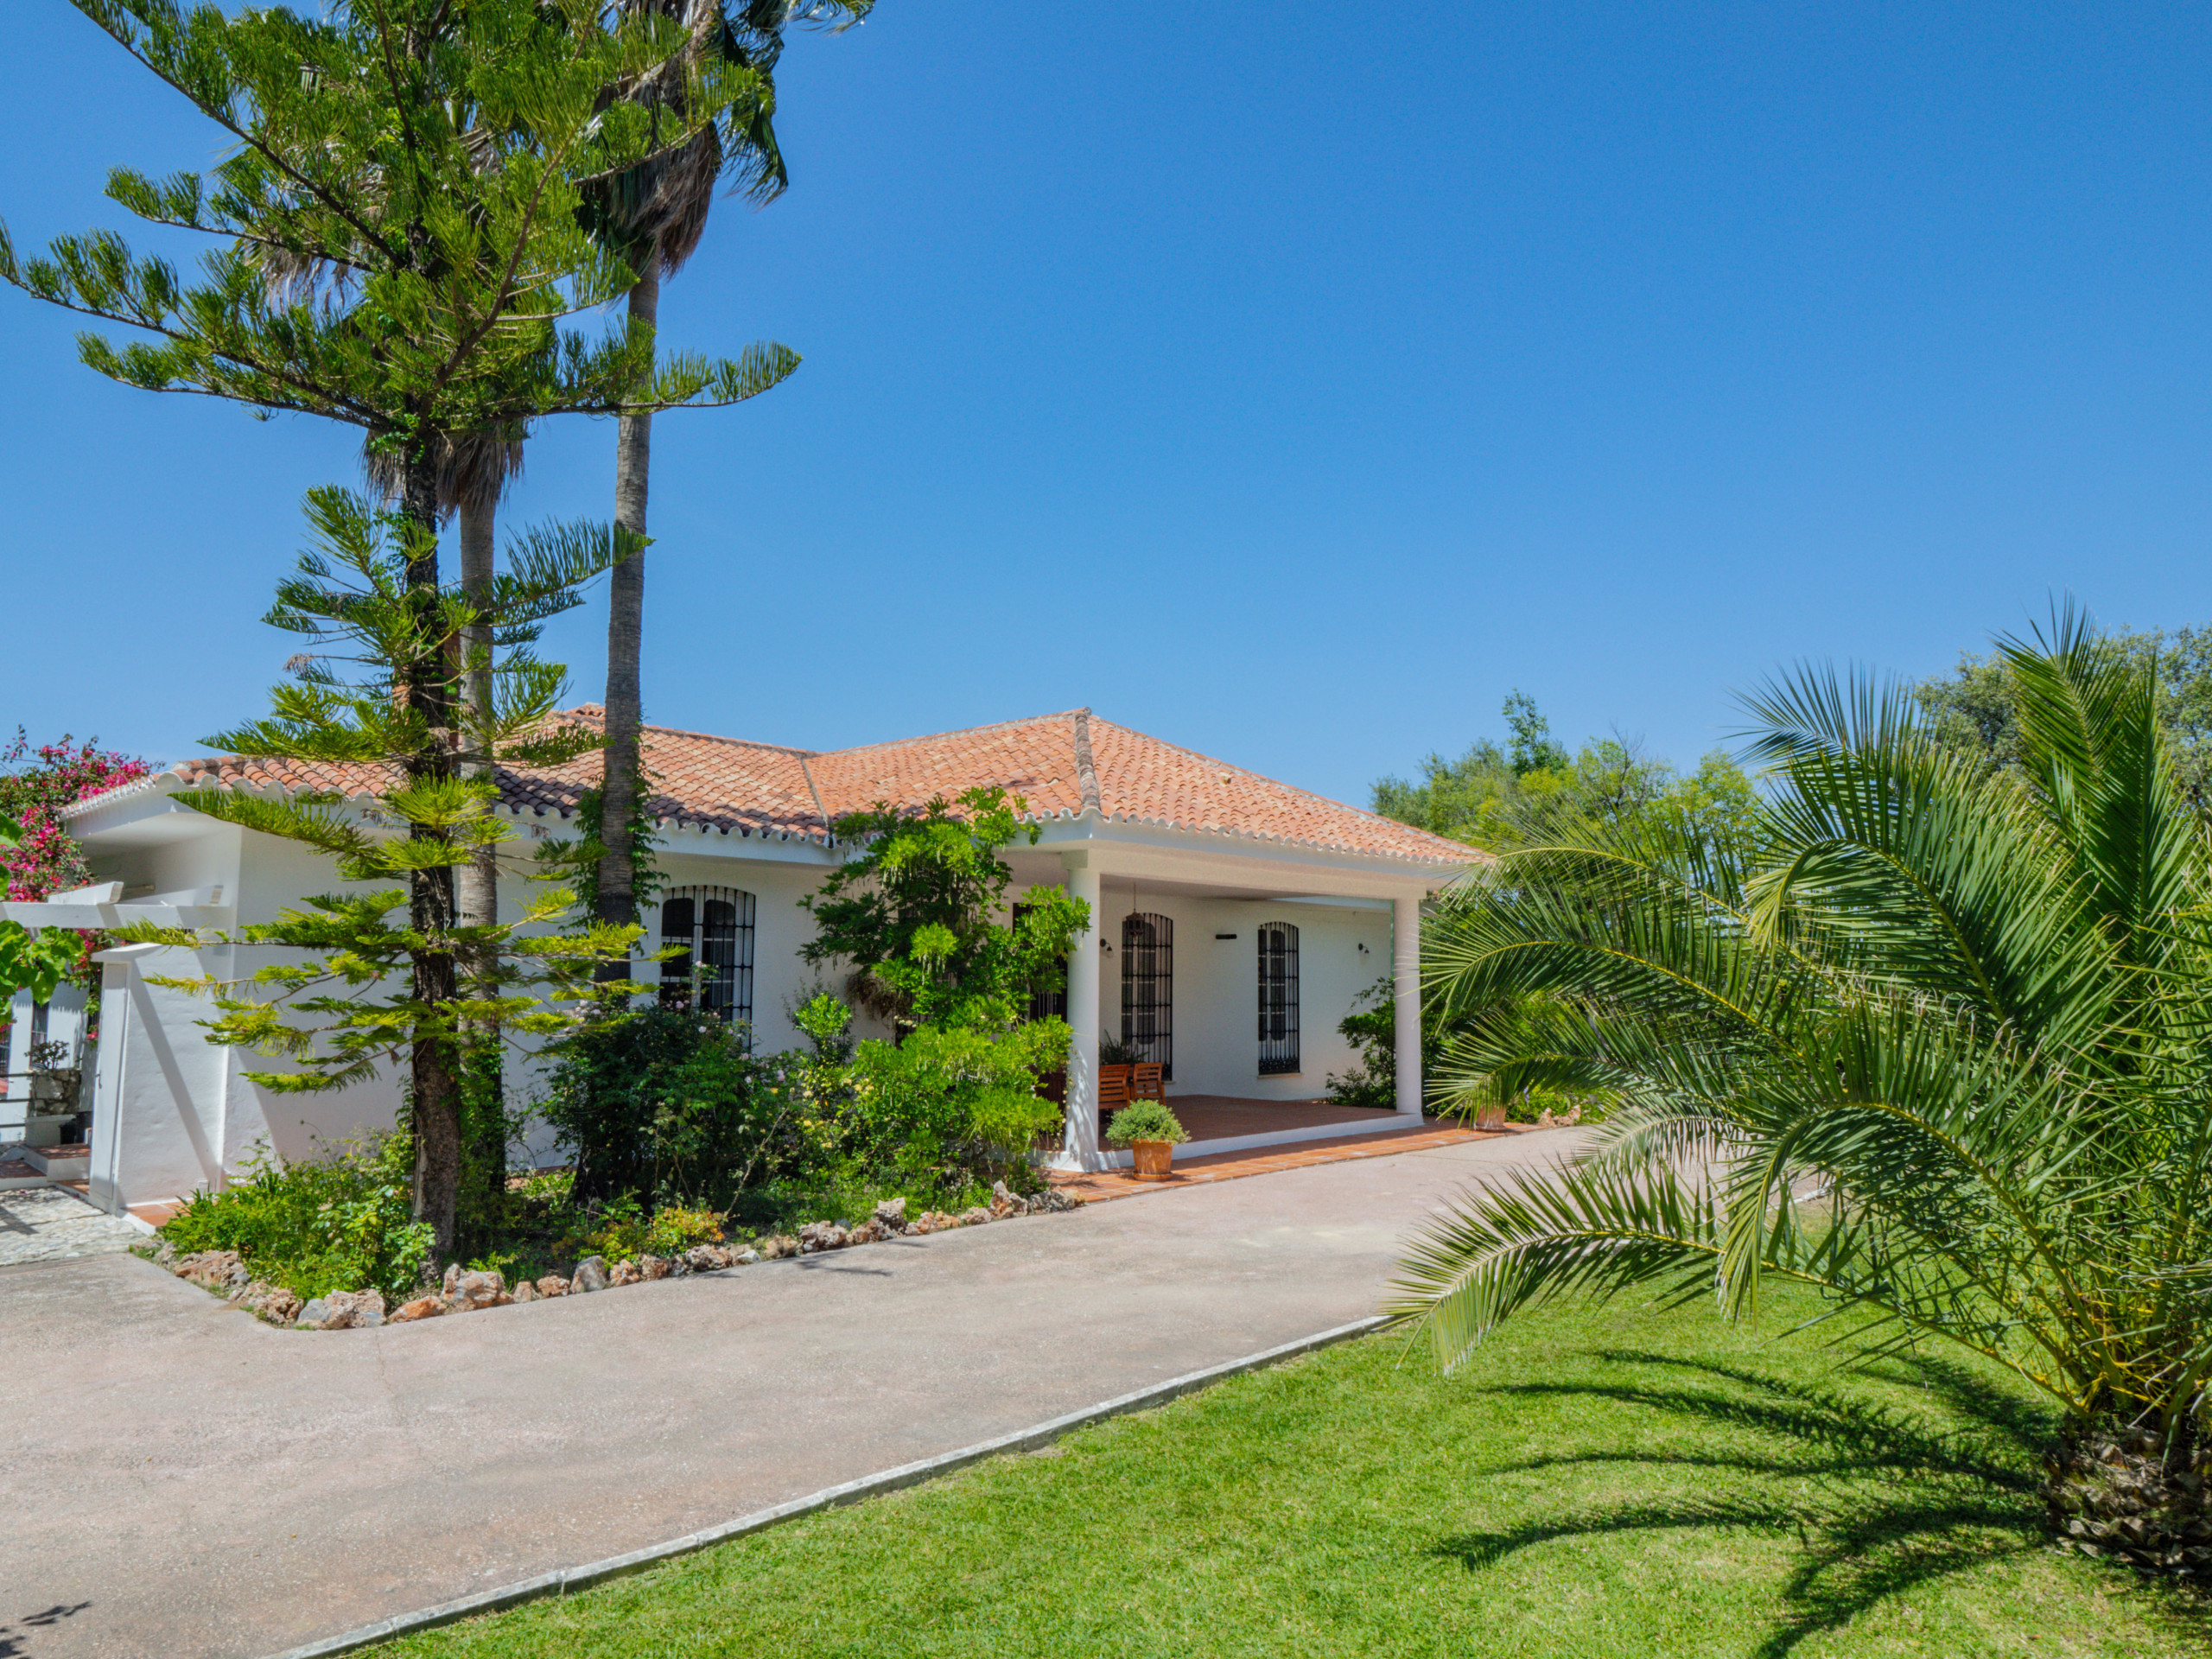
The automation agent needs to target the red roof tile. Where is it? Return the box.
[105,708,1476,868]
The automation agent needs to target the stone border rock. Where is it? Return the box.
[135,1183,1083,1330]
[261,1313,1384,1659]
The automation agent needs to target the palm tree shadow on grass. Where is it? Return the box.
[1426,1349,2210,1657]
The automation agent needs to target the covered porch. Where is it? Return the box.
[1005,820,1458,1173]
[1144,1094,1411,1153]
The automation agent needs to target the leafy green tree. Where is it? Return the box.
[800,786,1088,1031]
[589,0,870,962]
[796,787,1086,1185]
[1917,621,2212,801]
[1393,611,2212,1573]
[1501,689,1569,775]
[1374,693,1756,851]
[3,0,795,1254]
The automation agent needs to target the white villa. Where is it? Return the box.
[3,708,1473,1219]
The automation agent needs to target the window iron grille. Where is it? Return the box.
[658,886,757,1033]
[1120,911,1173,1080]
[1257,921,1300,1075]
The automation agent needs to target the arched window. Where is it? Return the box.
[658,887,756,1031]
[1121,912,1173,1079]
[1257,921,1300,1075]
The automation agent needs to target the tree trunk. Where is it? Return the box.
[457,495,505,1206]
[400,446,463,1263]
[596,263,658,977]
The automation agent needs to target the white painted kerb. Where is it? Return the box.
[262,1315,1386,1659]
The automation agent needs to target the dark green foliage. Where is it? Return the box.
[1322,974,1444,1110]
[541,993,1047,1228]
[1916,620,2212,802]
[800,785,1088,1029]
[1373,692,1756,851]
[160,1134,435,1300]
[541,1007,743,1208]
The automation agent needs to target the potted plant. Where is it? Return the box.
[1104,1097,1189,1181]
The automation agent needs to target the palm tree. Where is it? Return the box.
[1390,610,2212,1574]
[591,0,870,965]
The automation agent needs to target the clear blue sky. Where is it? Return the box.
[4,2,2209,808]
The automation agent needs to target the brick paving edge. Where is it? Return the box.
[262,1313,1389,1659]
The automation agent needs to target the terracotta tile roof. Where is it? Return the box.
[92,708,1476,868]
[804,712,1089,823]
[504,709,828,841]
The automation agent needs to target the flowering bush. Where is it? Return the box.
[0,733,154,1001]
[0,732,152,901]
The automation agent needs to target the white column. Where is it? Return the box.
[1062,854,1103,1166]
[86,944,160,1216]
[1393,893,1423,1119]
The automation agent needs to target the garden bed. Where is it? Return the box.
[137,1181,1081,1330]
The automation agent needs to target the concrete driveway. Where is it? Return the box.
[1,1129,1581,1659]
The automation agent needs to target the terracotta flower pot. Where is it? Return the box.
[1130,1138,1174,1180]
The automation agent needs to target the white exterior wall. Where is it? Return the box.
[227,830,411,1166]
[83,823,414,1200]
[645,850,849,1052]
[81,823,245,1209]
[61,786,1457,1205]
[1091,887,1389,1099]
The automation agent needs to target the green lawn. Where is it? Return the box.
[380,1288,2209,1658]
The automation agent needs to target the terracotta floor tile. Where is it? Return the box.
[1051,1120,1517,1203]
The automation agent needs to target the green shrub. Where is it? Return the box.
[546,1193,728,1264]
[542,1007,758,1208]
[1103,1097,1188,1147]
[159,1132,435,1299]
[543,997,861,1217]
[1325,975,1442,1110]
[847,1014,1065,1188]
